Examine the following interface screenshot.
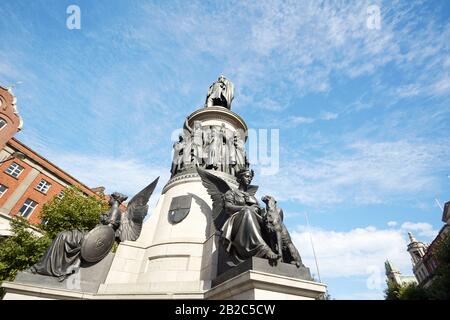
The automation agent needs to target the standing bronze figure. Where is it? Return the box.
[205,75,234,109]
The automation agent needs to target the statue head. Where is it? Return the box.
[109,192,128,205]
[261,195,277,206]
[194,121,202,129]
[218,74,226,83]
[236,168,254,186]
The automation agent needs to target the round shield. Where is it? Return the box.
[81,225,115,263]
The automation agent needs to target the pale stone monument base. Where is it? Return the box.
[2,253,115,300]
[206,271,326,300]
[2,273,325,300]
[2,255,326,300]
[206,256,326,300]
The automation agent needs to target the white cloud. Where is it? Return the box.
[387,221,397,227]
[400,222,438,238]
[290,221,440,298]
[291,225,412,279]
[279,112,338,128]
[320,112,339,121]
[288,116,315,125]
[430,73,450,95]
[396,84,421,97]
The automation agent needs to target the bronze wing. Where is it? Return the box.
[116,177,159,242]
[197,168,231,230]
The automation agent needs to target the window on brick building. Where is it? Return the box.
[5,162,24,178]
[0,117,6,130]
[36,179,51,194]
[0,184,7,198]
[57,190,65,199]
[18,198,38,218]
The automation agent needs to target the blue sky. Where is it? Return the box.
[1,0,449,299]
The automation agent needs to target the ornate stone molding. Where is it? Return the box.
[184,106,248,140]
[163,169,238,194]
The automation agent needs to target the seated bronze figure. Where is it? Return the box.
[198,167,300,264]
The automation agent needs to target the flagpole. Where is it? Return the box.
[435,198,443,211]
[305,212,321,283]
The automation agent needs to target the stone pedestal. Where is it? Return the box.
[206,257,326,300]
[2,253,115,300]
[206,270,326,300]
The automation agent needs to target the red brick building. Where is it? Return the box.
[0,86,23,150]
[0,138,98,237]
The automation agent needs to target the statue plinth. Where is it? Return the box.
[185,106,248,141]
[206,258,327,300]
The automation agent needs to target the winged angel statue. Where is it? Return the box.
[197,168,279,264]
[29,178,159,281]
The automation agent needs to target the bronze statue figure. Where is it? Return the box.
[261,195,304,267]
[186,120,205,167]
[176,118,249,179]
[205,75,234,109]
[197,168,278,264]
[219,123,229,173]
[206,127,221,170]
[233,131,247,173]
[171,134,185,176]
[29,178,159,281]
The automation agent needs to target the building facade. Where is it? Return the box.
[0,138,98,238]
[385,203,449,289]
[406,203,450,287]
[384,260,417,287]
[0,86,23,150]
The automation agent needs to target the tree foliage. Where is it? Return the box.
[39,186,108,239]
[384,281,428,300]
[384,281,401,300]
[0,217,51,297]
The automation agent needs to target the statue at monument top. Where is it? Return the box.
[205,75,234,109]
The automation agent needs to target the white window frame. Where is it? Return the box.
[0,117,6,131]
[57,190,65,199]
[18,198,38,218]
[0,184,7,198]
[5,162,24,178]
[36,179,51,194]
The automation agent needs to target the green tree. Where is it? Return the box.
[384,281,428,300]
[384,281,401,300]
[0,217,51,297]
[40,187,108,239]
[398,283,429,300]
